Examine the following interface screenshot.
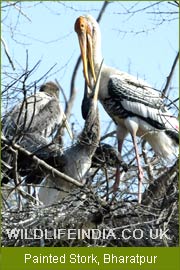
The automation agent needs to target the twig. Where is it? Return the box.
[100,130,116,141]
[12,2,32,22]
[55,79,68,105]
[161,52,179,98]
[2,135,84,188]
[142,159,178,206]
[96,1,110,22]
[141,140,154,183]
[1,37,15,70]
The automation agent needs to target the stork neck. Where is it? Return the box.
[89,36,103,89]
[92,26,103,70]
[93,47,103,69]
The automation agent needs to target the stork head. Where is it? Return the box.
[40,81,59,99]
[75,15,102,89]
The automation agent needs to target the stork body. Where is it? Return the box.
[75,15,179,203]
[38,62,103,205]
[2,82,64,182]
[3,82,62,143]
[99,67,178,158]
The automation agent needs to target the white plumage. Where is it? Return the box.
[75,15,179,203]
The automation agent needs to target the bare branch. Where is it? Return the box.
[161,51,179,98]
[12,2,32,22]
[142,159,178,206]
[1,37,15,70]
[2,135,84,188]
[100,130,116,141]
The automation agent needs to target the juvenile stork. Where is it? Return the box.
[38,62,103,205]
[75,15,179,203]
[2,82,71,182]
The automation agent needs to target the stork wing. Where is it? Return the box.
[26,94,62,137]
[109,75,162,108]
[3,92,62,139]
[106,75,175,131]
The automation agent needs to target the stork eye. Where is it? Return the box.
[80,23,85,29]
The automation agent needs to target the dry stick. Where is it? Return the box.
[141,140,154,183]
[54,79,72,142]
[1,37,15,70]
[2,136,83,188]
[12,59,41,142]
[100,130,116,141]
[161,51,179,98]
[142,159,178,206]
[96,1,110,21]
[12,2,32,22]
[10,146,22,208]
[55,79,68,105]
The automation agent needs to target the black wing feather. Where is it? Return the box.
[104,77,168,130]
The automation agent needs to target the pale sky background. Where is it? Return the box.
[1,1,179,145]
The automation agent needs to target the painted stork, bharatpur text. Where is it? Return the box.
[75,15,179,203]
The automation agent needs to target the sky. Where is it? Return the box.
[1,1,179,144]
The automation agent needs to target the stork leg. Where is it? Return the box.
[113,139,123,192]
[131,134,143,204]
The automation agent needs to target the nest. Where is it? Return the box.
[2,162,178,247]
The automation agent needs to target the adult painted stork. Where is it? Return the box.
[2,81,71,183]
[75,15,179,203]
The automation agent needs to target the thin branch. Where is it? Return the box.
[1,37,15,70]
[168,1,179,8]
[100,130,116,141]
[141,140,154,183]
[142,159,178,206]
[96,1,110,22]
[55,79,68,105]
[161,51,179,98]
[2,135,84,188]
[11,2,32,22]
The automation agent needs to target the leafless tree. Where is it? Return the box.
[1,1,179,247]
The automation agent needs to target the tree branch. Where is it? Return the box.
[2,135,84,188]
[161,51,179,98]
[1,37,15,71]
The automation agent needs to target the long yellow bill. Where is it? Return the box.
[75,16,96,89]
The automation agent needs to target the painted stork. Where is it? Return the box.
[38,61,103,205]
[2,81,71,183]
[75,15,179,203]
